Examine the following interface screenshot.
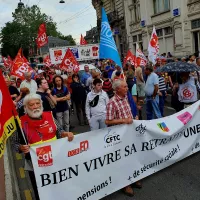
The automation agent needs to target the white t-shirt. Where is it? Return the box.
[20,79,38,93]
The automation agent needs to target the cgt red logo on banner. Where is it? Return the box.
[68,140,89,157]
[60,48,80,73]
[36,23,48,48]
[36,145,53,167]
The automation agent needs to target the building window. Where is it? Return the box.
[110,0,115,11]
[153,0,170,14]
[164,27,172,35]
[157,29,163,37]
[130,0,141,23]
[191,19,200,29]
[138,34,142,41]
[133,35,137,42]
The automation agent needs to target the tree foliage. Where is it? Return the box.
[59,34,76,46]
[0,5,76,58]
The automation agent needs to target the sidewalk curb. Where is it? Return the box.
[4,140,21,200]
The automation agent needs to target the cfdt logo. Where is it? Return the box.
[157,122,169,132]
[68,140,89,157]
[104,129,121,148]
[36,145,53,167]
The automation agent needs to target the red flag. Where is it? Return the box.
[0,71,20,157]
[2,56,13,69]
[123,50,137,67]
[60,48,79,72]
[136,43,147,66]
[44,55,52,67]
[80,34,87,45]
[11,48,33,80]
[36,23,48,48]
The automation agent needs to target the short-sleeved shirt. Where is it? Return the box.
[105,65,115,78]
[52,87,69,113]
[131,84,137,96]
[106,94,133,120]
[36,91,52,112]
[144,72,159,96]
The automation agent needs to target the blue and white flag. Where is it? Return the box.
[99,8,122,68]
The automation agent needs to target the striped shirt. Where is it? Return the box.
[106,94,133,120]
[159,76,166,91]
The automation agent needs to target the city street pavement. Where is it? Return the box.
[8,102,200,200]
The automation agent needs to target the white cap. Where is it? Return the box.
[38,69,44,74]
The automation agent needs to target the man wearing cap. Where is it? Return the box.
[20,72,37,93]
[144,64,162,120]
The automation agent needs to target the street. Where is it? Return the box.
[7,103,200,200]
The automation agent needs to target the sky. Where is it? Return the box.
[0,0,97,44]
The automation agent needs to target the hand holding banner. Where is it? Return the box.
[36,23,48,48]
[60,48,80,72]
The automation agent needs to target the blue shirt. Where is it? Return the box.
[105,65,115,78]
[144,72,159,96]
[81,72,91,86]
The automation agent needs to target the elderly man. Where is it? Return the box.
[13,93,74,200]
[105,79,141,197]
[81,65,91,87]
[20,72,37,93]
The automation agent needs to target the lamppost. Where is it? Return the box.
[18,0,24,7]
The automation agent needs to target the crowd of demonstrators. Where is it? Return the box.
[2,54,200,199]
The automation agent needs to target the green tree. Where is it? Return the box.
[58,34,76,46]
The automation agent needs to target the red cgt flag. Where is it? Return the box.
[11,48,33,80]
[0,71,20,158]
[123,50,137,67]
[60,48,79,72]
[36,23,48,48]
[44,55,52,67]
[80,34,87,45]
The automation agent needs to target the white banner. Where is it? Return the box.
[30,101,200,200]
[49,44,99,64]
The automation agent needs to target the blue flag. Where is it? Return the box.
[99,8,122,68]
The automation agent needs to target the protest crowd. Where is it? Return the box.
[1,9,200,200]
[1,49,200,199]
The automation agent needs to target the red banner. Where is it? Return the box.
[36,23,48,48]
[60,48,79,72]
[123,50,137,67]
[11,48,33,80]
[80,34,87,45]
[0,71,19,157]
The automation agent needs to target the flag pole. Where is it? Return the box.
[0,157,6,200]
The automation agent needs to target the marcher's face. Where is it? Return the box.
[145,68,150,76]
[94,83,102,91]
[26,99,43,118]
[25,73,31,81]
[55,77,62,87]
[117,82,128,97]
[84,66,89,72]
[73,77,79,82]
[41,79,49,90]
[5,79,10,87]
[197,59,200,66]
[191,56,195,61]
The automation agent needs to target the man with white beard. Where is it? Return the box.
[13,93,74,200]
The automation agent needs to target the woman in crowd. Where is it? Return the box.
[52,75,70,132]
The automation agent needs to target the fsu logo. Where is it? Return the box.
[36,145,53,167]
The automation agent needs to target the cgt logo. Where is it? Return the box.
[104,129,121,148]
[157,122,169,132]
[36,145,53,167]
[68,140,89,157]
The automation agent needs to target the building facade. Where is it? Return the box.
[92,0,127,58]
[124,0,200,57]
[84,27,99,44]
